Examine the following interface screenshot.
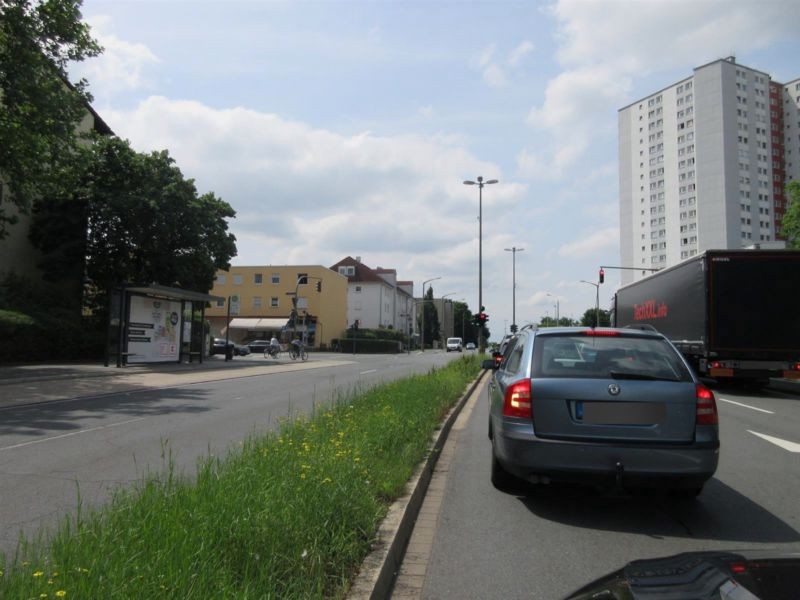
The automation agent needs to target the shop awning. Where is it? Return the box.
[228,318,289,330]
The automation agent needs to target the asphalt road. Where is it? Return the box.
[0,351,462,560]
[420,382,800,599]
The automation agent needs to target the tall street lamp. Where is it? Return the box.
[546,292,560,325]
[504,246,524,331]
[580,280,600,327]
[421,276,441,352]
[464,175,498,353]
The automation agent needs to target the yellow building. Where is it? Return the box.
[206,265,348,349]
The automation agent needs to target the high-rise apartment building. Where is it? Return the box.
[619,57,800,284]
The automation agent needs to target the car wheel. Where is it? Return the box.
[491,448,520,492]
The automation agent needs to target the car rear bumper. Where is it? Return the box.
[494,421,719,487]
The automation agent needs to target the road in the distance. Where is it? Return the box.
[0,351,462,559]
[419,383,800,599]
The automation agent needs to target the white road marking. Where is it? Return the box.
[747,430,800,453]
[718,397,774,414]
[0,417,146,452]
[359,369,378,375]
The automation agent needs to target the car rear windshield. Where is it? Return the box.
[531,334,692,382]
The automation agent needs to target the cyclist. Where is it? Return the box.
[290,337,302,359]
[266,334,280,358]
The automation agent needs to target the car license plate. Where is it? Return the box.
[578,401,665,425]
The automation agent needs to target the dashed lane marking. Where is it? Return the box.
[747,430,800,453]
[718,397,774,414]
[0,418,146,452]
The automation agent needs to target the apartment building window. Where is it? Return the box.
[250,296,262,309]
[271,273,280,284]
[254,273,263,285]
[297,273,308,285]
[233,275,243,285]
[215,275,227,285]
[216,298,225,307]
[271,297,279,308]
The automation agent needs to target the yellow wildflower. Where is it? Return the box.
[33,571,44,578]
[39,594,48,599]
[55,592,67,598]
[322,477,332,484]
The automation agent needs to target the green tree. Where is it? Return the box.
[780,181,800,249]
[28,136,237,309]
[579,308,611,327]
[417,286,440,347]
[0,0,102,237]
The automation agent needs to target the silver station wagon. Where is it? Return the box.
[484,326,719,496]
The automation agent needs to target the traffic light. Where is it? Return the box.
[599,268,605,284]
[316,281,322,292]
[510,323,518,333]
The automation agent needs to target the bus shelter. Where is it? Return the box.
[106,283,224,367]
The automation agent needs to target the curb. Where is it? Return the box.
[346,369,487,600]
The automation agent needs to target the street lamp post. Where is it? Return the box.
[421,276,441,352]
[546,292,560,326]
[580,280,600,327]
[464,175,498,353]
[504,247,524,332]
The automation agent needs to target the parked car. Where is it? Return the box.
[466,342,476,350]
[483,327,719,496]
[212,338,251,356]
[247,339,270,353]
[446,337,463,352]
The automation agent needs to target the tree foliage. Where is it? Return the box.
[0,0,101,237]
[28,136,237,307]
[417,286,440,346]
[781,181,800,249]
[579,308,611,327]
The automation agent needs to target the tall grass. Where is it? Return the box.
[0,356,480,599]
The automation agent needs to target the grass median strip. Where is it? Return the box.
[0,355,481,599]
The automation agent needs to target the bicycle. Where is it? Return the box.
[289,344,308,361]
[264,345,281,359]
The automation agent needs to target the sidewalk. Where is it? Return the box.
[0,355,353,409]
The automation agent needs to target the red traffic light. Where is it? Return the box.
[599,268,605,284]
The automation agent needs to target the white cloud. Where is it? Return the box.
[526,0,800,180]
[482,64,508,88]
[558,227,619,259]
[102,96,528,280]
[74,16,160,98]
[508,41,535,66]
[418,105,434,118]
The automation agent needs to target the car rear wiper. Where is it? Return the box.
[607,371,679,382]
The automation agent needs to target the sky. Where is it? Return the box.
[72,0,800,339]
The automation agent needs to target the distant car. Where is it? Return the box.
[466,342,476,350]
[446,337,463,352]
[212,338,250,356]
[247,339,270,353]
[483,327,719,496]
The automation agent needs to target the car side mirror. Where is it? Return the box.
[481,359,498,370]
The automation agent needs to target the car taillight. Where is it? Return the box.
[582,330,620,336]
[503,379,532,419]
[696,384,718,425]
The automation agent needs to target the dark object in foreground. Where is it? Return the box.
[565,550,800,600]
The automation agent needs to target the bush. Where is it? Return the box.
[0,272,105,363]
[336,338,402,353]
[342,327,407,342]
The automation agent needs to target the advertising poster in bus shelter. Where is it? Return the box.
[127,296,182,363]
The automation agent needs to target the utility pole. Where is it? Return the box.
[504,246,524,332]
